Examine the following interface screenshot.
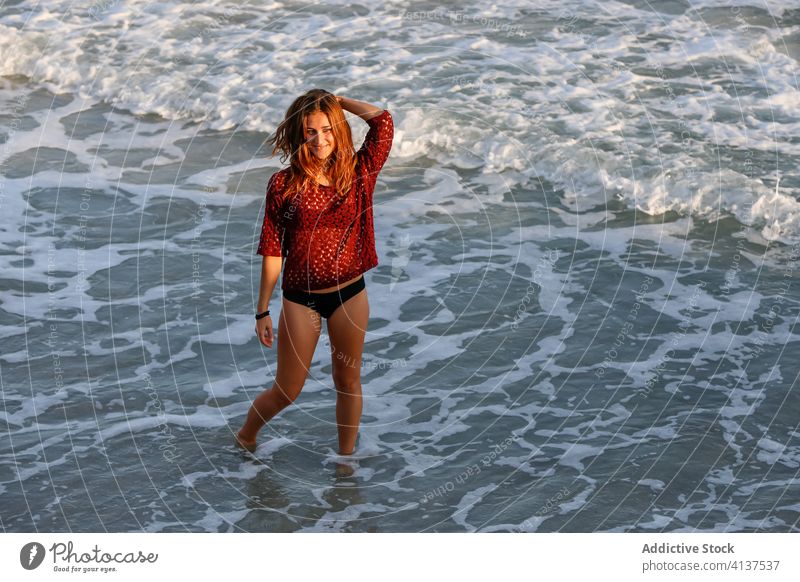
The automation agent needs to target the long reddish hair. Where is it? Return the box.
[267,89,356,200]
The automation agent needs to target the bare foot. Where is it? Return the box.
[235,432,257,453]
[335,462,355,478]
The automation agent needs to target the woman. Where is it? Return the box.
[236,89,394,456]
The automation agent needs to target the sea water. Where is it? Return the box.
[1,0,799,532]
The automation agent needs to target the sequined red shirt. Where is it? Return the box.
[257,109,394,291]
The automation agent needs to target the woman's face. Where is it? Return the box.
[303,111,335,160]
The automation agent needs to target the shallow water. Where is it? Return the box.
[1,0,799,532]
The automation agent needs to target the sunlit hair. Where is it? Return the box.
[267,88,356,200]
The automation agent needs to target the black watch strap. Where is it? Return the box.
[255,309,271,320]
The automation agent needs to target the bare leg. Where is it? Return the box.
[326,287,369,455]
[237,298,321,450]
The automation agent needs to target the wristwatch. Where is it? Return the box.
[255,309,270,320]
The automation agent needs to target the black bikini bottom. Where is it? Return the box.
[282,276,365,319]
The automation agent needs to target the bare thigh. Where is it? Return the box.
[275,297,322,401]
[326,287,369,385]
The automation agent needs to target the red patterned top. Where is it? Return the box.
[257,109,394,291]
